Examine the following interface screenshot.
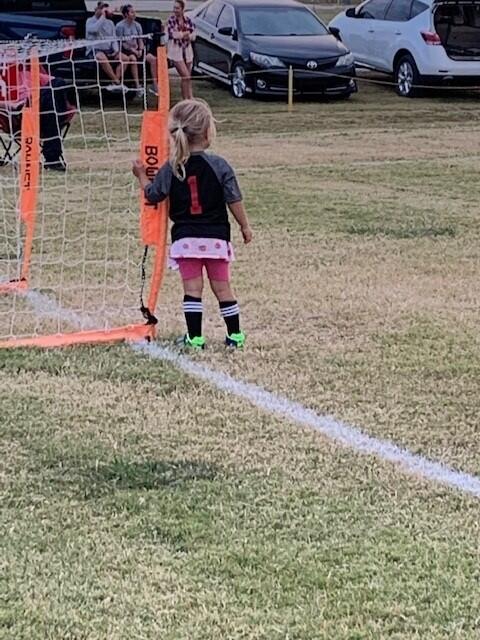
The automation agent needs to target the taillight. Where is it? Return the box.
[60,25,76,39]
[60,26,76,58]
[421,31,442,45]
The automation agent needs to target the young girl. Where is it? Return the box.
[133,98,252,349]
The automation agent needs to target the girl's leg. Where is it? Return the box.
[173,60,191,100]
[185,62,194,99]
[146,53,158,92]
[129,53,141,89]
[178,259,204,343]
[209,278,235,303]
[115,52,129,83]
[207,261,244,346]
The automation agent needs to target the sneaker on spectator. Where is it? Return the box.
[106,83,125,93]
[45,160,67,173]
[135,87,145,99]
[148,86,159,97]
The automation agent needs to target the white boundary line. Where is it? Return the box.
[135,341,480,499]
[21,289,480,499]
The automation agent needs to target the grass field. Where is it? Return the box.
[1,22,480,639]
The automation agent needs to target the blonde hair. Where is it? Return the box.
[168,98,217,180]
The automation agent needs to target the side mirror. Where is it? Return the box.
[329,26,341,39]
[345,7,357,17]
[218,26,233,36]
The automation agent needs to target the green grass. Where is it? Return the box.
[2,43,480,639]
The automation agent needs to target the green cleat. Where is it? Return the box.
[225,332,246,349]
[177,334,206,350]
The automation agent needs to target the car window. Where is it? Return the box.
[203,0,223,25]
[217,4,235,29]
[357,0,390,19]
[385,0,412,21]
[238,6,328,36]
[410,0,428,18]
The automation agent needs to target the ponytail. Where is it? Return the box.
[168,98,217,181]
[169,124,190,180]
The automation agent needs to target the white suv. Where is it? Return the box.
[329,0,480,96]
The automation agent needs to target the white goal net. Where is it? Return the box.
[0,39,169,348]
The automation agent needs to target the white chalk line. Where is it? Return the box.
[23,288,480,499]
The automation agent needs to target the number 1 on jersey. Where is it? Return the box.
[187,176,203,215]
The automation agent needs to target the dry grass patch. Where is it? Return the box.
[217,126,480,170]
[2,59,480,639]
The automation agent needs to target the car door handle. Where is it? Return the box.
[368,29,375,33]
[395,31,402,35]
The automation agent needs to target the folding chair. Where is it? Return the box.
[0,99,76,166]
[0,102,24,166]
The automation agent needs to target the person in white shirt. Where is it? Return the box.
[86,1,136,93]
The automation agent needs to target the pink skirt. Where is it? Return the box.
[168,237,235,270]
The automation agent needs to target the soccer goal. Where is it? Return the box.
[0,39,169,348]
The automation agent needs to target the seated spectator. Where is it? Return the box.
[18,65,75,172]
[86,1,139,94]
[116,4,158,96]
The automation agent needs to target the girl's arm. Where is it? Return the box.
[228,201,253,244]
[133,159,173,204]
[132,160,150,191]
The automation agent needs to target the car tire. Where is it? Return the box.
[230,61,249,99]
[395,54,422,98]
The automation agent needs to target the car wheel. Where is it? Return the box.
[395,54,421,98]
[230,62,248,99]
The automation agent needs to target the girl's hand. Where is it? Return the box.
[132,159,146,178]
[241,225,253,244]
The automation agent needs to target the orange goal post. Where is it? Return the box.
[0,40,170,348]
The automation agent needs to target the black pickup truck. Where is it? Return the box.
[0,0,163,89]
[1,0,163,40]
[0,9,76,41]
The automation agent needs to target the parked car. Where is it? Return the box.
[188,0,357,99]
[329,0,480,97]
[0,0,163,40]
[0,12,76,42]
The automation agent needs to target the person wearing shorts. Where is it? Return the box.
[86,2,134,93]
[166,0,196,99]
[133,98,253,349]
[116,4,153,98]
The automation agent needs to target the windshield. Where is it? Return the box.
[238,6,329,36]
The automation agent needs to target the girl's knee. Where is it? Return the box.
[210,279,234,301]
[183,277,204,298]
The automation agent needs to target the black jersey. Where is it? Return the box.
[144,151,242,243]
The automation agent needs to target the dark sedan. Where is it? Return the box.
[189,0,357,99]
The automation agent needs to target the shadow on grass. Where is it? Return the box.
[81,458,219,498]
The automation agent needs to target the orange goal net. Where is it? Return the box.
[0,40,169,348]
